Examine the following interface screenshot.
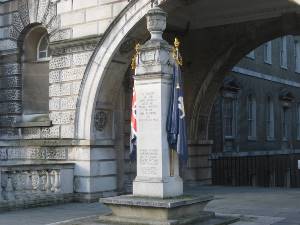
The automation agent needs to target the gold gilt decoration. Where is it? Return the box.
[131,43,140,70]
[173,37,183,66]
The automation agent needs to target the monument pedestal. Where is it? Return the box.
[133,176,182,198]
[99,195,237,225]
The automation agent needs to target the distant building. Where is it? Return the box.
[210,35,300,187]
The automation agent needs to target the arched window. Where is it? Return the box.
[16,26,51,126]
[266,96,274,140]
[247,94,256,139]
[37,34,50,61]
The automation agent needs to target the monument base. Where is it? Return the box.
[133,176,183,198]
[99,195,238,225]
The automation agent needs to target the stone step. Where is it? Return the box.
[195,216,239,225]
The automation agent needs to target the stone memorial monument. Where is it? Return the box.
[99,4,237,225]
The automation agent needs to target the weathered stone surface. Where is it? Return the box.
[60,124,74,138]
[50,29,72,42]
[0,40,17,51]
[0,64,20,76]
[0,102,22,114]
[61,67,85,81]
[72,52,92,66]
[49,70,61,84]
[22,127,41,139]
[49,55,71,69]
[49,97,60,110]
[36,0,50,22]
[60,96,77,110]
[41,126,60,139]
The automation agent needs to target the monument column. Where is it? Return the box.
[99,6,234,225]
[132,6,183,198]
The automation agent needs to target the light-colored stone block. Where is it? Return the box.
[86,5,112,22]
[61,83,72,96]
[98,19,112,34]
[72,81,81,95]
[61,67,85,82]
[60,96,77,110]
[72,21,98,38]
[73,52,93,66]
[60,11,85,27]
[57,0,72,14]
[68,147,91,161]
[61,124,74,138]
[49,97,60,110]
[73,0,98,10]
[50,55,71,69]
[112,1,127,17]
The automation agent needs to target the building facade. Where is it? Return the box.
[211,36,300,187]
[0,0,300,210]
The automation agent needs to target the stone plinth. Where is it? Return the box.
[99,195,238,225]
[100,195,211,225]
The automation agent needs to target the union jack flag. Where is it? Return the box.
[130,85,137,160]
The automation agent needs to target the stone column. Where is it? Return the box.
[133,6,183,198]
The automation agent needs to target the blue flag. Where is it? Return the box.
[166,63,188,161]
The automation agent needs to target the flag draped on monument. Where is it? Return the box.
[129,43,140,161]
[166,58,188,162]
[130,85,137,160]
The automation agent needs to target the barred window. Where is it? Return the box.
[223,98,236,138]
[264,41,272,64]
[248,95,256,139]
[280,36,287,69]
[282,107,289,140]
[266,97,274,139]
[297,104,300,140]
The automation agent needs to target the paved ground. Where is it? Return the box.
[0,186,300,225]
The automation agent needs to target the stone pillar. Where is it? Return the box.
[132,6,183,198]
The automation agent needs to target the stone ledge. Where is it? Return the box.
[100,194,213,208]
[98,194,224,225]
[0,139,114,147]
[12,120,52,128]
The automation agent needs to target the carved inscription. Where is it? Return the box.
[139,91,158,122]
[140,148,159,177]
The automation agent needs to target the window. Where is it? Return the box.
[282,107,289,140]
[246,50,255,59]
[19,26,51,126]
[264,41,272,64]
[37,34,50,61]
[295,40,300,73]
[266,97,274,140]
[297,104,300,140]
[248,95,256,139]
[280,36,287,69]
[223,97,236,138]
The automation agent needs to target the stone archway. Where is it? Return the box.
[75,0,300,189]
